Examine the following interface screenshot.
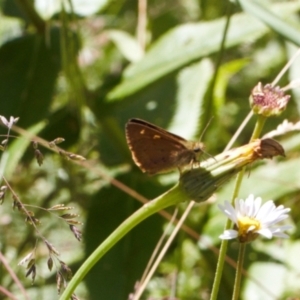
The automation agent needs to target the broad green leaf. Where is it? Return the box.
[243,241,300,300]
[34,0,111,18]
[214,58,249,109]
[243,262,288,300]
[107,2,300,100]
[106,30,144,63]
[168,59,214,138]
[0,28,61,127]
[239,0,300,46]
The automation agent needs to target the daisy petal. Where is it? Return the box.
[219,230,238,240]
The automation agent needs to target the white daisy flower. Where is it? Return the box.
[218,194,292,243]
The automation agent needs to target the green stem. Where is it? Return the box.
[250,115,267,141]
[210,114,267,300]
[210,168,245,300]
[210,229,228,300]
[59,184,187,300]
[232,243,246,300]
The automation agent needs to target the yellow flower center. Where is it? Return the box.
[237,216,261,243]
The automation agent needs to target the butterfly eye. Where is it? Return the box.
[193,147,201,153]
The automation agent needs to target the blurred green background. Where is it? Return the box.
[0,0,300,299]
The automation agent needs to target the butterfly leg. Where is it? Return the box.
[190,158,200,170]
[178,166,184,175]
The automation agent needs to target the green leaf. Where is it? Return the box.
[168,59,214,138]
[214,58,249,109]
[239,0,300,46]
[106,30,144,63]
[0,28,61,127]
[107,2,300,100]
[244,241,300,300]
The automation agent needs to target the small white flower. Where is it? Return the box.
[0,115,19,129]
[218,194,292,243]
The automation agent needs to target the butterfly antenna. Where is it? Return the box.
[202,149,217,162]
[198,117,216,162]
[198,116,214,142]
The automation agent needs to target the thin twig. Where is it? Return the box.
[137,0,147,51]
[132,201,196,300]
[0,251,29,300]
[272,48,300,86]
[224,111,253,152]
[133,208,178,297]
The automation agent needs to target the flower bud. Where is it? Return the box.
[250,82,290,117]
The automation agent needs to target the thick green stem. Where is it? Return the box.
[250,115,267,141]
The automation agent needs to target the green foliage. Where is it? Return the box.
[0,0,300,299]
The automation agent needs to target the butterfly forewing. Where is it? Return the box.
[125,119,200,174]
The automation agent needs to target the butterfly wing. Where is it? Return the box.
[126,119,190,174]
